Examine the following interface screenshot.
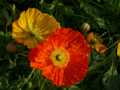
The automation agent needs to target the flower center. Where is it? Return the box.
[56,54,62,61]
[50,48,69,68]
[29,31,43,41]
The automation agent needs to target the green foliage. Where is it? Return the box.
[0,0,120,90]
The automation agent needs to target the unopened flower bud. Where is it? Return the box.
[81,23,91,32]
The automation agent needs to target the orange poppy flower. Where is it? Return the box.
[12,8,60,48]
[94,42,107,54]
[28,28,91,87]
[86,32,107,54]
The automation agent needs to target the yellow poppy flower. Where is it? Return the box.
[117,42,120,57]
[12,8,60,48]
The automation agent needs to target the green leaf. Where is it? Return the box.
[102,63,118,85]
[69,86,80,90]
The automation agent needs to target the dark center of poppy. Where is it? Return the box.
[55,54,62,61]
[29,32,43,41]
[29,32,35,37]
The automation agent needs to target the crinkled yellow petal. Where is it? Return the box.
[33,13,60,37]
[25,8,43,31]
[12,21,32,44]
[17,11,28,31]
[117,42,120,57]
[12,8,60,48]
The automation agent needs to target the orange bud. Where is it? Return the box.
[86,32,96,43]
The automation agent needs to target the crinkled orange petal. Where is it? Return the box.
[86,32,95,43]
[95,42,107,54]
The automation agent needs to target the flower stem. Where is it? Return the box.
[63,88,69,90]
[17,69,35,89]
[40,79,46,90]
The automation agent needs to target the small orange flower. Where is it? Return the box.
[94,42,107,54]
[28,28,91,87]
[87,32,107,54]
[12,8,60,48]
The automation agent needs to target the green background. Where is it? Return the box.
[0,0,120,90]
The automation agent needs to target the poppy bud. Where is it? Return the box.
[81,23,91,32]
